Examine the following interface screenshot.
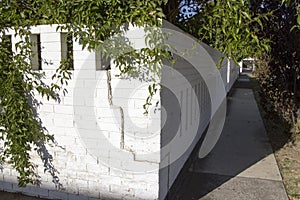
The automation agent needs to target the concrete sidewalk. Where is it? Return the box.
[169,75,289,200]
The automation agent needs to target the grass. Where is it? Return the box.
[248,73,300,200]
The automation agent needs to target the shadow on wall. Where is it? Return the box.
[29,89,65,190]
[0,88,65,190]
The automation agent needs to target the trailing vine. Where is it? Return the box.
[0,0,168,186]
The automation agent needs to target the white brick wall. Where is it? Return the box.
[158,22,238,199]
[2,25,160,200]
[1,24,238,200]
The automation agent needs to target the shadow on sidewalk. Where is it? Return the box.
[166,74,290,200]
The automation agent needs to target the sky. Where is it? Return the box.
[179,0,200,20]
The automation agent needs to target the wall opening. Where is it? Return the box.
[61,33,74,70]
[3,34,12,56]
[30,34,42,70]
[96,49,111,70]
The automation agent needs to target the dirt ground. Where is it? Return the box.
[0,191,47,200]
[270,130,300,200]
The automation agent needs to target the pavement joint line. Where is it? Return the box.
[188,171,285,183]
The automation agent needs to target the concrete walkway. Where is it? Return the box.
[169,75,289,200]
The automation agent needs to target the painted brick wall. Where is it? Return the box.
[159,22,238,199]
[0,24,238,200]
[1,25,161,200]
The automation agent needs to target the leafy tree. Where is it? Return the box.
[164,0,270,63]
[251,0,300,137]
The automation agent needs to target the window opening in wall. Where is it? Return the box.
[194,84,197,122]
[191,87,193,126]
[96,49,111,70]
[197,83,201,121]
[61,33,74,70]
[203,84,206,113]
[205,86,208,113]
[186,88,189,130]
[3,34,13,57]
[180,90,183,136]
[30,34,42,70]
[200,82,204,115]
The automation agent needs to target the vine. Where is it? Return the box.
[0,0,168,186]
